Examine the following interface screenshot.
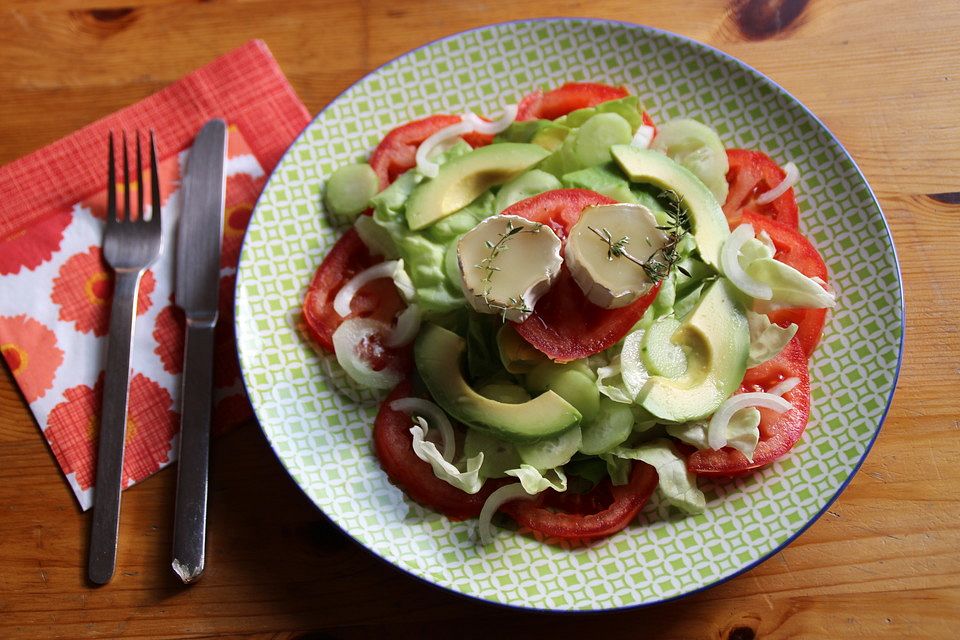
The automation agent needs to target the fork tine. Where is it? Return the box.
[149,130,161,225]
[122,131,131,222]
[107,132,116,224]
[136,131,144,221]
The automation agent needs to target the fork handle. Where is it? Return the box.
[171,318,216,583]
[88,269,143,585]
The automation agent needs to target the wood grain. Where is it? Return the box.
[1,0,958,637]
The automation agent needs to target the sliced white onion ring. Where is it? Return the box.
[755,161,800,205]
[721,224,773,300]
[390,397,455,462]
[415,120,476,178]
[415,105,518,178]
[385,303,421,348]
[768,376,801,397]
[464,104,518,135]
[331,318,402,390]
[478,483,535,545]
[708,392,793,451]
[334,260,403,317]
[631,124,656,149]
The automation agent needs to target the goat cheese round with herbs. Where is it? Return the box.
[457,214,562,322]
[565,203,670,309]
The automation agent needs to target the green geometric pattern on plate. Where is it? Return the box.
[235,19,903,611]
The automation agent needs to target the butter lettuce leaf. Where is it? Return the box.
[505,464,568,494]
[736,231,835,309]
[747,311,798,367]
[410,419,484,494]
[667,408,762,463]
[746,258,836,309]
[369,140,489,315]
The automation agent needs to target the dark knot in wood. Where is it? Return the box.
[89,8,136,23]
[733,0,810,39]
[728,626,758,640]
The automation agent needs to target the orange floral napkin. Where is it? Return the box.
[0,40,310,509]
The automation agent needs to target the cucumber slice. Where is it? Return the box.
[620,329,652,398]
[443,236,461,285]
[464,427,523,479]
[494,169,562,212]
[573,113,634,168]
[580,398,634,454]
[641,317,687,378]
[324,163,379,220]
[561,164,638,204]
[516,426,582,470]
[530,123,570,151]
[651,119,729,204]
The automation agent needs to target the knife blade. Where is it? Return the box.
[171,119,227,584]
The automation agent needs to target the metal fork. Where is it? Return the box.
[88,131,163,585]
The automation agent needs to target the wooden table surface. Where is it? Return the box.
[1,0,958,637]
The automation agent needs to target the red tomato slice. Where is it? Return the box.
[302,229,406,353]
[373,381,507,520]
[514,82,629,121]
[723,149,799,227]
[369,115,460,189]
[515,89,544,121]
[501,188,614,239]
[767,306,827,359]
[504,189,662,361]
[369,114,492,189]
[642,110,657,138]
[688,337,811,476]
[501,461,658,541]
[736,211,830,356]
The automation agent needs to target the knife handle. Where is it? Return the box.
[171,318,216,583]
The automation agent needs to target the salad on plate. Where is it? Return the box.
[302,82,836,544]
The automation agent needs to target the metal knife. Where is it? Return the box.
[171,119,227,584]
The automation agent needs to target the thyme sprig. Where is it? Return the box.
[588,226,646,268]
[652,188,691,280]
[589,191,691,283]
[474,219,542,319]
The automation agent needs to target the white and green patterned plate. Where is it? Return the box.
[235,19,903,611]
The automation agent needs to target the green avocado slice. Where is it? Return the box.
[405,143,549,230]
[638,278,750,422]
[414,324,582,443]
[610,144,730,269]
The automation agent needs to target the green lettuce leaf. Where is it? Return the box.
[410,418,484,494]
[737,230,835,309]
[602,454,632,486]
[746,258,836,309]
[561,163,638,204]
[465,312,503,382]
[557,96,644,131]
[747,311,798,367]
[666,408,762,462]
[596,355,634,404]
[369,141,487,315]
[505,464,568,494]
